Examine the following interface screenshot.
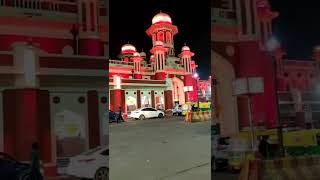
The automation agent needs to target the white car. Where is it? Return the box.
[66,146,108,180]
[128,107,165,120]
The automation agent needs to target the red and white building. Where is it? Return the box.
[0,0,108,176]
[109,12,203,113]
[213,0,320,135]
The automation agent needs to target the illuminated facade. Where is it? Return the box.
[0,0,108,176]
[109,12,204,114]
[212,0,320,134]
[212,0,280,135]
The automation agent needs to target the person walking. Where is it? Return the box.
[117,106,123,123]
[30,142,43,180]
[258,135,270,159]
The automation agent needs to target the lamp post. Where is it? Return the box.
[193,73,200,110]
[267,37,285,157]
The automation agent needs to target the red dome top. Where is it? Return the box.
[121,44,136,54]
[152,12,172,25]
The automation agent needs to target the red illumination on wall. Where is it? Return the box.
[90,2,95,32]
[79,38,103,56]
[166,32,171,43]
[0,54,13,66]
[82,3,87,31]
[39,56,107,70]
[158,32,164,42]
[0,35,73,53]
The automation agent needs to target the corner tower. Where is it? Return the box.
[146,12,178,57]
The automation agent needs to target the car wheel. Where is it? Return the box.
[94,167,109,180]
[139,115,145,120]
[19,172,31,180]
[158,113,164,118]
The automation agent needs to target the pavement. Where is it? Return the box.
[109,116,211,180]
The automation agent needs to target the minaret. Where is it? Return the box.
[77,0,102,56]
[191,61,197,74]
[178,45,195,74]
[132,52,143,79]
[150,41,168,80]
[146,12,178,57]
[256,0,279,48]
[120,43,136,62]
[150,55,155,72]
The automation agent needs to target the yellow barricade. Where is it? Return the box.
[191,111,211,122]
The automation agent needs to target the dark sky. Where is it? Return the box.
[109,0,211,79]
[269,1,320,60]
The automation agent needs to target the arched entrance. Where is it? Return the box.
[172,77,185,105]
[212,51,238,136]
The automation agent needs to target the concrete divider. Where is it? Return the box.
[241,156,320,180]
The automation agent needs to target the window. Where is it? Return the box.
[101,149,109,156]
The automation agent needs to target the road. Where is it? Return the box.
[109,117,211,180]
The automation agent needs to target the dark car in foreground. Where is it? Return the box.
[0,152,31,180]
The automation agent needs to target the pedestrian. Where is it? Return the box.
[258,135,269,159]
[117,106,123,123]
[191,104,195,112]
[29,142,43,180]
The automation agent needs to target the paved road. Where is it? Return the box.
[109,117,211,180]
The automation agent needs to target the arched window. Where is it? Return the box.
[166,32,171,43]
[157,31,164,42]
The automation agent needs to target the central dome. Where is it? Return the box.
[121,43,136,53]
[152,12,172,25]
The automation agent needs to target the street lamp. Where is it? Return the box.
[193,72,200,110]
[266,37,285,157]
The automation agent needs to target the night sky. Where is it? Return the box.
[269,1,320,60]
[109,0,211,79]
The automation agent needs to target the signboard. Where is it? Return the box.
[233,77,264,95]
[183,86,193,92]
[248,77,264,93]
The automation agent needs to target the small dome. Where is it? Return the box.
[152,12,172,25]
[121,43,136,53]
[182,46,190,51]
[140,52,146,57]
[150,55,155,61]
[133,52,141,57]
[155,41,164,46]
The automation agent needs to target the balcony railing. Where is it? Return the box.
[0,0,78,14]
[109,59,134,67]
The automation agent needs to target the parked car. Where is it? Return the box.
[172,105,183,116]
[128,107,165,120]
[66,146,109,180]
[0,152,32,180]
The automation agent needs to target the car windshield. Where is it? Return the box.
[101,149,109,156]
[81,147,103,156]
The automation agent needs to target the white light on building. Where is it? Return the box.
[114,75,121,89]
